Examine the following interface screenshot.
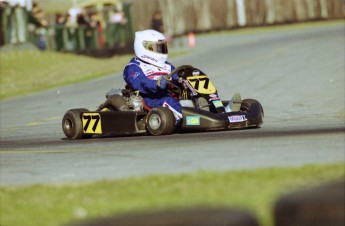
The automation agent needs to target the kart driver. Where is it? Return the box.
[123,29,183,123]
[122,29,242,122]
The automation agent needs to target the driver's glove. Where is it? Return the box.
[157,76,168,89]
[171,73,179,81]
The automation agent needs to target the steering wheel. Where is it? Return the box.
[162,65,195,91]
[166,65,195,79]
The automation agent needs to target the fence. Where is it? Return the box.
[51,23,131,51]
[0,2,134,54]
[132,0,344,36]
[1,0,343,53]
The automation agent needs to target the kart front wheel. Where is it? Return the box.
[146,107,176,136]
[62,108,92,139]
[241,99,264,127]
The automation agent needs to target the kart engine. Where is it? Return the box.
[103,88,144,112]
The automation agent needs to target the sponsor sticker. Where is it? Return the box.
[147,75,160,80]
[212,100,224,108]
[228,115,247,123]
[192,70,200,76]
[130,72,139,79]
[141,55,157,62]
[186,116,200,126]
[209,97,220,101]
[209,94,220,101]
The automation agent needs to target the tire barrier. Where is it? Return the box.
[274,179,345,226]
[67,179,344,226]
[68,207,260,226]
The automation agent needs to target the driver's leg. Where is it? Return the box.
[144,96,182,123]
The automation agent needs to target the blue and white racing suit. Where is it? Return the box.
[123,57,182,121]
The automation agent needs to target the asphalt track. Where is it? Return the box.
[0,22,344,186]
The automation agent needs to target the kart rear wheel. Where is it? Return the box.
[146,107,176,136]
[62,108,92,139]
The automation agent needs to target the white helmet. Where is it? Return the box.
[134,29,168,68]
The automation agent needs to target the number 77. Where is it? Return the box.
[83,115,100,132]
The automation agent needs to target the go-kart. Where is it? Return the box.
[62,65,263,139]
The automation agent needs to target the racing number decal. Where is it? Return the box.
[189,77,208,90]
[82,113,102,134]
[187,76,216,94]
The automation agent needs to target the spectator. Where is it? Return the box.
[54,13,66,51]
[151,10,164,33]
[107,6,127,47]
[151,10,172,44]
[36,24,46,50]
[110,7,126,25]
[64,13,77,50]
[8,0,32,44]
[27,3,48,50]
[89,13,104,48]
[77,9,93,48]
[0,1,9,45]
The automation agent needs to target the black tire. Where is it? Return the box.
[146,107,176,136]
[62,108,92,139]
[70,207,260,226]
[241,99,264,126]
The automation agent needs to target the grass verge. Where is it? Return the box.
[0,51,130,100]
[0,163,343,226]
[0,50,188,100]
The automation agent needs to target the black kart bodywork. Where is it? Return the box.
[62,66,263,139]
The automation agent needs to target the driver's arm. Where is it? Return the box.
[169,64,179,81]
[123,65,159,93]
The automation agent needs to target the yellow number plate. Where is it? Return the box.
[187,75,216,94]
[82,113,102,134]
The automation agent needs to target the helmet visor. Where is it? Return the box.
[142,40,168,54]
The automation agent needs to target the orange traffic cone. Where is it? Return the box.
[188,32,196,48]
